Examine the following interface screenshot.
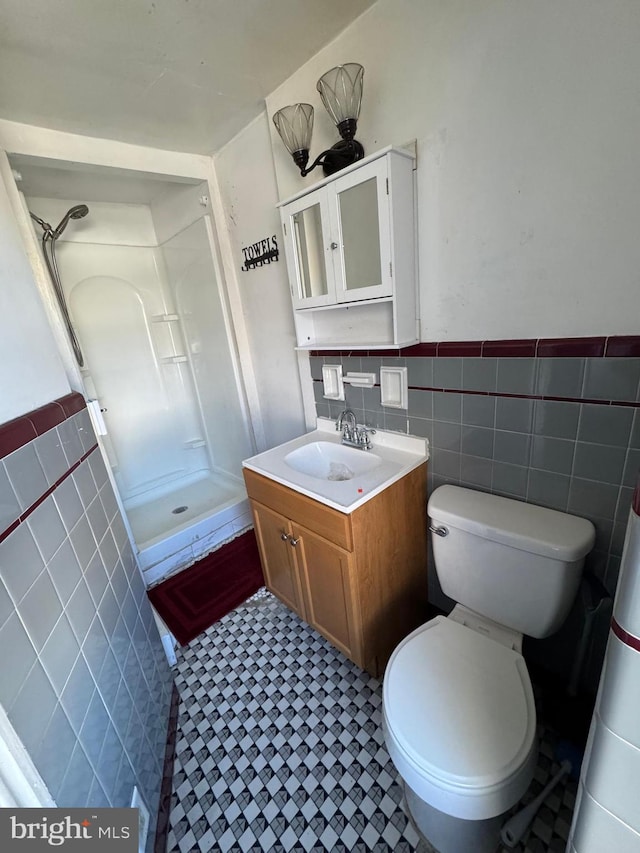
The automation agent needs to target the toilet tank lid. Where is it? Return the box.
[428,485,595,561]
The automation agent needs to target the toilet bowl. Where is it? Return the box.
[383,485,595,853]
[383,615,537,852]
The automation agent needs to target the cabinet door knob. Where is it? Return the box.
[330,241,338,250]
[280,532,289,541]
[289,537,299,547]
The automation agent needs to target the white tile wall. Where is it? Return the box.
[27,496,67,561]
[57,418,84,468]
[0,463,20,532]
[34,428,69,486]
[1,523,46,605]
[4,443,49,511]
[569,500,640,851]
[0,407,173,848]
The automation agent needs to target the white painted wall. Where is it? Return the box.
[265,0,640,341]
[3,0,639,437]
[0,157,69,422]
[215,114,305,448]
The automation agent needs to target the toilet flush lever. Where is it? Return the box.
[429,524,448,537]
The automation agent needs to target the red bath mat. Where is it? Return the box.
[147,529,264,646]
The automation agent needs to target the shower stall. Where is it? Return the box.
[18,166,255,586]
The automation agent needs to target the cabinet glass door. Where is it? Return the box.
[333,159,393,302]
[283,192,334,308]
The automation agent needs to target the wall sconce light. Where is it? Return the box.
[272,63,365,178]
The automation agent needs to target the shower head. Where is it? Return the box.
[53,204,89,238]
[69,204,89,219]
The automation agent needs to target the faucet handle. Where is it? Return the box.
[355,425,376,447]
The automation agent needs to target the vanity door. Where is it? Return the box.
[293,522,360,664]
[250,500,304,618]
[329,156,393,303]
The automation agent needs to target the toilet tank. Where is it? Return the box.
[428,485,596,638]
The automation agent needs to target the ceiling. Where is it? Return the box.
[0,0,375,155]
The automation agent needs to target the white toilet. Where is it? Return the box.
[383,485,595,853]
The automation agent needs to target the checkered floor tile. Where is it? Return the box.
[167,590,578,852]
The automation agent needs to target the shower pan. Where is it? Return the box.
[26,190,254,586]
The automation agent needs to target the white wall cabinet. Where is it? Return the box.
[278,147,417,350]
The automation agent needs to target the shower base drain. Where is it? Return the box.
[172,506,188,514]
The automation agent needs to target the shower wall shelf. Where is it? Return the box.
[151,314,180,323]
[184,439,206,449]
[160,355,188,364]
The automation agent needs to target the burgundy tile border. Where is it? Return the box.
[537,336,606,357]
[605,336,640,357]
[154,683,179,853]
[57,391,87,418]
[312,348,404,357]
[0,417,37,458]
[437,341,483,357]
[0,519,20,547]
[633,472,640,517]
[0,443,98,545]
[401,343,438,357]
[611,618,640,654]
[29,402,66,435]
[313,377,640,409]
[309,334,640,359]
[481,339,538,357]
[408,387,640,408]
[409,385,640,409]
[0,392,86,461]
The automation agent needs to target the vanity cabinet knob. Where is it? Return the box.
[289,537,299,547]
[330,241,338,250]
[280,532,289,542]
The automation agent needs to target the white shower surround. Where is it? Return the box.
[25,194,254,585]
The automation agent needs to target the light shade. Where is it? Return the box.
[272,103,314,156]
[316,63,364,126]
[272,64,365,177]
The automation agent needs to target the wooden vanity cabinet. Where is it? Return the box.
[243,464,428,677]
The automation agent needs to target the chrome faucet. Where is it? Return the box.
[336,409,376,450]
[336,408,357,441]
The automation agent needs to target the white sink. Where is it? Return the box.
[243,419,429,513]
[284,441,382,481]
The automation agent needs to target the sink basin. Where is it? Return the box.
[243,419,429,512]
[284,441,382,481]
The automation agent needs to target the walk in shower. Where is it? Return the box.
[18,165,254,586]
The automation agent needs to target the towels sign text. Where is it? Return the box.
[241,235,279,272]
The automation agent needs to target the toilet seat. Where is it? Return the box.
[383,616,537,820]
